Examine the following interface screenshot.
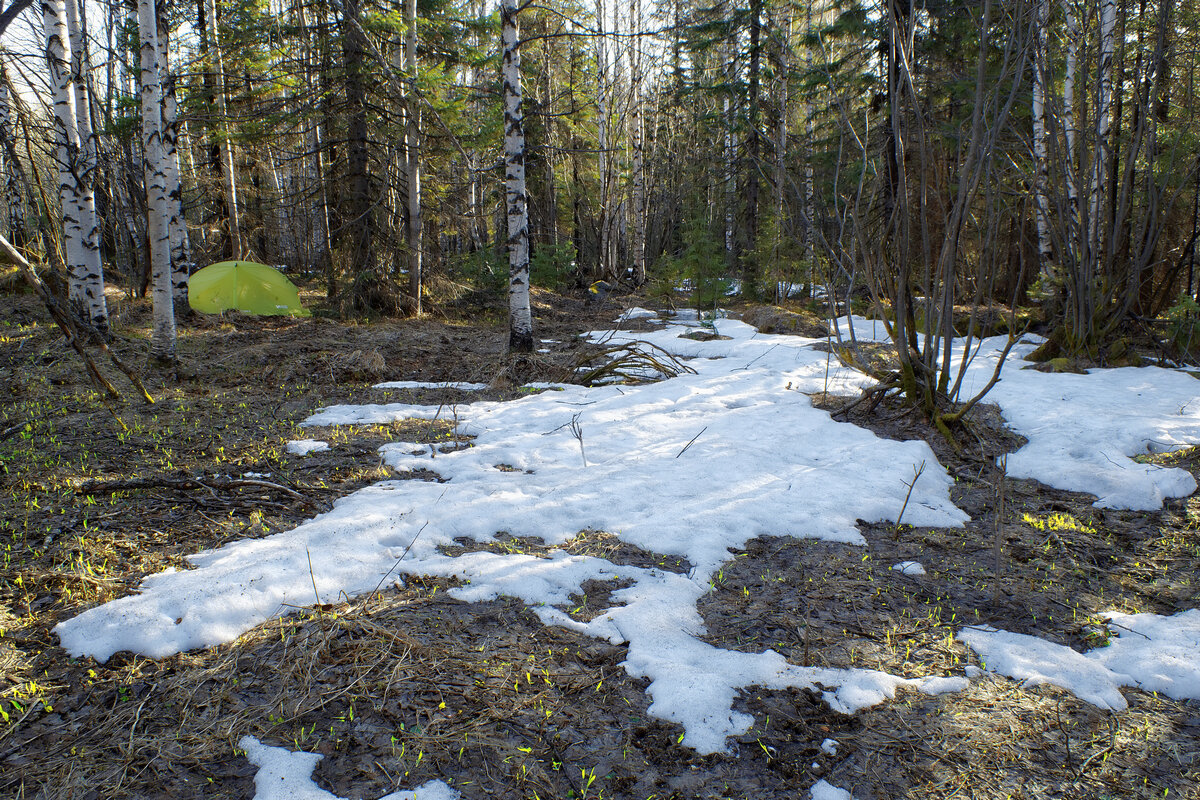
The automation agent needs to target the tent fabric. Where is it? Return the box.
[188,261,311,316]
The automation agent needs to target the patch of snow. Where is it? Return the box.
[618,307,658,321]
[374,381,490,391]
[239,736,458,800]
[243,472,272,478]
[959,610,1200,709]
[820,738,838,755]
[891,561,926,576]
[57,311,967,753]
[809,779,854,800]
[953,336,1200,510]
[286,440,329,456]
[830,315,891,344]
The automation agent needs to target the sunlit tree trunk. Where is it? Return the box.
[138,0,175,359]
[0,51,24,246]
[203,0,242,260]
[501,0,532,351]
[45,0,109,331]
[157,1,191,305]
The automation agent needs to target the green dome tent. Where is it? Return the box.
[188,260,311,316]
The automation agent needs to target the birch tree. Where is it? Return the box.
[502,0,532,351]
[138,0,175,360]
[0,50,25,246]
[44,0,108,331]
[157,1,191,305]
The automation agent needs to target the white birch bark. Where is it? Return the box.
[1032,0,1052,272]
[45,0,108,330]
[64,0,107,327]
[157,3,191,303]
[501,0,532,351]
[405,0,423,314]
[204,0,242,260]
[0,52,24,243]
[138,0,176,359]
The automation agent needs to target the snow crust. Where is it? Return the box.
[959,610,1200,709]
[809,779,854,800]
[953,336,1200,509]
[239,736,458,800]
[286,440,329,456]
[890,561,926,576]
[374,381,489,391]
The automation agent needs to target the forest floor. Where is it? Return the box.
[1,284,1199,800]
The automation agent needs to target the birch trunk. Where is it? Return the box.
[65,0,106,326]
[404,0,422,314]
[1032,0,1052,273]
[0,53,24,246]
[45,0,108,330]
[203,0,242,260]
[501,0,532,351]
[157,3,191,304]
[138,0,176,359]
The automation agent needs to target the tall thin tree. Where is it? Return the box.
[138,0,175,359]
[502,0,532,351]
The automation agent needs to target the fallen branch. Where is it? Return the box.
[77,475,325,510]
[0,232,154,405]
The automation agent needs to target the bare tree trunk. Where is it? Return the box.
[45,0,108,331]
[0,51,25,246]
[203,0,242,260]
[629,0,646,285]
[1032,0,1052,274]
[138,0,176,360]
[501,0,532,351]
[744,0,763,293]
[595,0,615,281]
[404,0,422,314]
[1062,0,1079,262]
[342,0,374,279]
[157,1,191,305]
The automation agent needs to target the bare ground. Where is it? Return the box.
[1,287,1198,799]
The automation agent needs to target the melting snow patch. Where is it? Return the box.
[891,561,926,576]
[820,738,838,755]
[56,312,969,753]
[959,610,1200,709]
[374,381,489,391]
[240,736,459,800]
[809,779,854,800]
[286,440,329,456]
[952,336,1200,510]
[618,307,658,321]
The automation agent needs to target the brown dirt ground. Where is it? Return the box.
[1,285,1198,799]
